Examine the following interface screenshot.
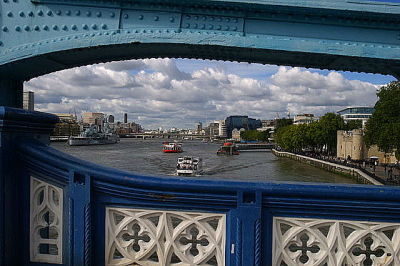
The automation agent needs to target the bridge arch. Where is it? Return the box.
[1,0,400,86]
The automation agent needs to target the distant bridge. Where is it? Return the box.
[119,133,207,139]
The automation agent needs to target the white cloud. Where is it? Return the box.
[24,59,387,129]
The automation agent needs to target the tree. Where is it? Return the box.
[365,81,400,160]
[275,118,293,132]
[241,130,270,141]
[318,113,345,155]
[344,120,363,131]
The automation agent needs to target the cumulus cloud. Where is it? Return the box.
[24,59,386,129]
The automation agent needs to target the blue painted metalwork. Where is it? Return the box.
[1,0,400,265]
[0,0,400,80]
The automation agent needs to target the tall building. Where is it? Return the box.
[23,91,34,111]
[82,112,104,126]
[337,107,374,127]
[218,120,227,138]
[196,122,202,134]
[107,115,115,123]
[225,116,262,138]
[124,113,128,123]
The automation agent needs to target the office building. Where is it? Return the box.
[225,116,262,138]
[23,91,34,111]
[337,107,374,127]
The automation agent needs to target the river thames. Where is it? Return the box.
[52,138,358,184]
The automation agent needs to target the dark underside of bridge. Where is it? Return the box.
[1,43,399,81]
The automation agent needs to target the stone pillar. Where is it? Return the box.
[0,107,58,264]
[0,79,23,108]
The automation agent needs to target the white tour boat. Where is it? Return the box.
[176,156,203,176]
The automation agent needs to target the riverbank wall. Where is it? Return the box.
[272,149,383,185]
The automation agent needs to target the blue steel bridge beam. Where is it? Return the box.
[0,0,399,80]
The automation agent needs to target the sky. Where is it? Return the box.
[24,58,396,129]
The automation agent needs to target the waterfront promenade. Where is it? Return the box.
[272,149,385,185]
[272,149,400,186]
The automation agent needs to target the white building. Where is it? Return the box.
[217,120,227,138]
[23,91,34,111]
[337,107,374,128]
[293,114,318,125]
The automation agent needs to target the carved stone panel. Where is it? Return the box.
[105,207,226,265]
[273,217,400,266]
[30,177,63,264]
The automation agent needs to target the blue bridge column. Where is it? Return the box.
[0,104,58,265]
[0,79,23,265]
[0,79,23,108]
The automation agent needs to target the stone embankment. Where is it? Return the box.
[272,149,383,185]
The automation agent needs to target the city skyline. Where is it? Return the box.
[24,58,395,129]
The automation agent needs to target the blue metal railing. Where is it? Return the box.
[16,139,400,265]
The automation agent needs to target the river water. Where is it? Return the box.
[52,139,357,184]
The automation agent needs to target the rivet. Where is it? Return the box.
[75,10,80,16]
[71,25,77,30]
[194,16,199,20]
[186,15,191,19]
[86,11,91,16]
[201,24,205,29]
[47,10,53,16]
[138,15,143,20]
[90,33,95,37]
[143,29,146,33]
[96,12,101,17]
[110,12,115,17]
[193,23,198,28]
[2,26,8,32]
[19,11,24,17]
[62,25,68,30]
[0,42,3,47]
[37,10,43,16]
[34,25,40,31]
[233,26,237,31]
[233,18,238,23]
[82,24,88,29]
[169,17,174,22]
[96,32,102,36]
[91,24,97,30]
[218,17,222,22]
[12,0,16,2]
[15,26,21,31]
[185,23,190,28]
[56,10,61,15]
[225,26,229,30]
[52,25,58,30]
[124,14,129,19]
[43,25,49,30]
[66,36,71,40]
[28,11,34,17]
[217,25,222,30]
[101,24,107,29]
[202,16,206,21]
[210,17,215,21]
[208,25,213,29]
[3,0,8,3]
[66,10,71,15]
[7,12,12,17]
[154,16,159,21]
[226,18,230,22]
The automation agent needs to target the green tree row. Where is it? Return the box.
[275,113,362,155]
[240,130,270,142]
[365,81,400,160]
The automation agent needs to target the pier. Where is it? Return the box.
[236,143,275,151]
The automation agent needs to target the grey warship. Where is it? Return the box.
[68,124,119,146]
